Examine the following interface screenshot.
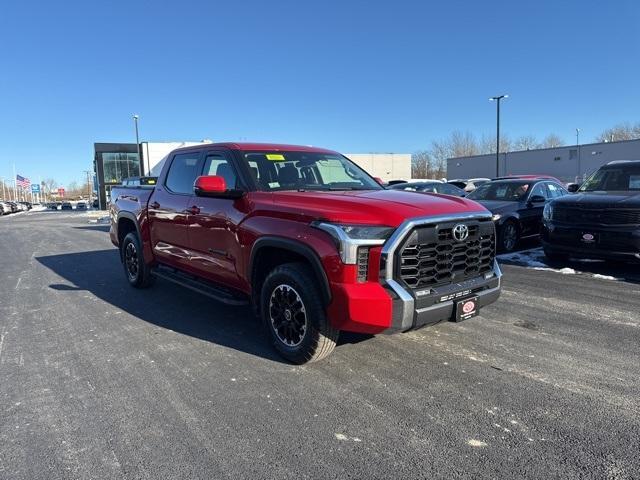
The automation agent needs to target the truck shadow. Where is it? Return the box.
[37,249,288,363]
[37,249,368,364]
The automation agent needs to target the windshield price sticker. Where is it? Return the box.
[266,153,286,161]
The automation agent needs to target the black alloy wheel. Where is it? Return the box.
[269,284,308,347]
[121,232,154,288]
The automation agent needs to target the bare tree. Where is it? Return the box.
[43,178,57,194]
[479,133,512,154]
[540,134,565,148]
[411,150,432,179]
[513,135,539,151]
[596,122,640,142]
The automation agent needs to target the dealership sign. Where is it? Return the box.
[31,184,41,193]
[57,187,65,197]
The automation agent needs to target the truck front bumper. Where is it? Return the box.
[382,261,502,332]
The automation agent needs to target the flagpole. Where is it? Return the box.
[13,164,17,201]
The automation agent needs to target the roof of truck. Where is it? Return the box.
[171,142,339,154]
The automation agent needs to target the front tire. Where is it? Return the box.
[121,232,154,288]
[499,220,520,252]
[261,263,338,364]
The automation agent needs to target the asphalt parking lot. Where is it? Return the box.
[1,211,639,479]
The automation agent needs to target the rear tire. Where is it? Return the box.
[121,232,154,288]
[261,263,338,364]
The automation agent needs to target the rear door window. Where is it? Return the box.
[546,182,565,198]
[529,182,549,199]
[165,152,202,194]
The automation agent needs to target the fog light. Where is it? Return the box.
[484,271,495,279]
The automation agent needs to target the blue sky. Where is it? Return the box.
[0,0,638,187]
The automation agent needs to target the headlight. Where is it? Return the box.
[491,214,501,222]
[313,222,395,264]
[543,202,553,221]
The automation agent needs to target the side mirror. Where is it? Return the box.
[529,195,546,204]
[567,183,580,193]
[194,176,244,199]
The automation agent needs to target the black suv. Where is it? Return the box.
[542,160,640,262]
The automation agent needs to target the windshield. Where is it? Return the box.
[579,166,640,192]
[467,181,532,201]
[242,151,382,192]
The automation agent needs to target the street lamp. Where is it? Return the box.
[576,128,580,145]
[133,114,142,175]
[489,94,508,177]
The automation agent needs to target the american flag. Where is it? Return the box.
[16,175,31,189]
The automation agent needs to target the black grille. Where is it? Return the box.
[398,222,495,289]
[553,206,640,225]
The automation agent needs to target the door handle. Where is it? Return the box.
[150,201,160,209]
[186,205,201,215]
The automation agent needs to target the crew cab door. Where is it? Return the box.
[186,149,248,290]
[148,150,203,270]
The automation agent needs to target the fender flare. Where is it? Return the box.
[116,212,142,241]
[249,236,332,305]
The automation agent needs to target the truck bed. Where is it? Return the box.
[109,185,155,228]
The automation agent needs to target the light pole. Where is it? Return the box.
[83,170,93,203]
[576,128,581,181]
[133,114,142,175]
[489,94,508,177]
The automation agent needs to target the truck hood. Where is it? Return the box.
[267,189,489,226]
[554,191,640,208]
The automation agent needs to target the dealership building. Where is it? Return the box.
[446,138,640,183]
[94,141,410,209]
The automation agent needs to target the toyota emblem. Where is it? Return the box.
[452,224,469,242]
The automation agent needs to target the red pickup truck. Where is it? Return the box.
[110,143,501,363]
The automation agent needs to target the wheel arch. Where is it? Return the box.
[249,237,332,308]
[116,212,142,261]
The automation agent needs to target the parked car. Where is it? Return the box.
[47,202,58,210]
[0,203,5,215]
[385,179,408,186]
[92,199,99,209]
[61,202,73,210]
[448,178,491,192]
[466,178,569,252]
[76,201,87,210]
[18,201,32,210]
[388,181,466,197]
[542,160,640,262]
[110,142,502,363]
[493,174,563,184]
[7,202,19,213]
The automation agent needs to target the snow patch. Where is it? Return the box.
[467,439,487,448]
[533,267,576,275]
[592,274,618,281]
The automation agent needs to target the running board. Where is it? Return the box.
[151,265,248,306]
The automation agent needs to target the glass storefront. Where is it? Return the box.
[94,143,143,209]
[102,152,140,184]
